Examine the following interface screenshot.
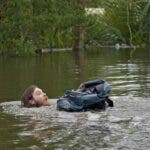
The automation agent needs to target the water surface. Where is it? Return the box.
[0,48,150,149]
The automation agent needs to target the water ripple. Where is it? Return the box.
[1,96,150,149]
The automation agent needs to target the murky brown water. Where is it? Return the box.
[0,48,150,149]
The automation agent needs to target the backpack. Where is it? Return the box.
[57,79,113,112]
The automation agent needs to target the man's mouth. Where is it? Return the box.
[44,96,48,101]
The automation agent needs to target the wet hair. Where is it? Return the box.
[21,85,37,107]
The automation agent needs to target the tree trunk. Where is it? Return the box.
[73,0,87,51]
[73,25,85,51]
[126,0,133,46]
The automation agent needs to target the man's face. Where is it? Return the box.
[32,88,49,106]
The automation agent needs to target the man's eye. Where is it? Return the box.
[36,91,42,95]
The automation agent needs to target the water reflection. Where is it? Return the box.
[73,50,85,87]
[0,48,149,101]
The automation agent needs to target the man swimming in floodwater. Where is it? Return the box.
[21,85,51,107]
[21,81,113,109]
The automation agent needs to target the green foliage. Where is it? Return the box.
[0,0,150,55]
[98,0,140,45]
[139,0,150,43]
[85,14,126,46]
[0,0,35,55]
[86,0,150,45]
[0,0,76,55]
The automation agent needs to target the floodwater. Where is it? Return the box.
[0,48,150,149]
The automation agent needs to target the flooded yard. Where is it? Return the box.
[0,48,150,149]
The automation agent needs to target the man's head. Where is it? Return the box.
[21,85,49,107]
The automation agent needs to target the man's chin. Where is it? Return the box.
[44,96,48,101]
[43,101,51,106]
[43,98,50,106]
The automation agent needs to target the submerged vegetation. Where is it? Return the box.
[0,0,150,55]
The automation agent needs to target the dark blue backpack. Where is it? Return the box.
[57,79,113,112]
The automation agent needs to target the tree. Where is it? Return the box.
[139,0,150,44]
[1,0,150,56]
